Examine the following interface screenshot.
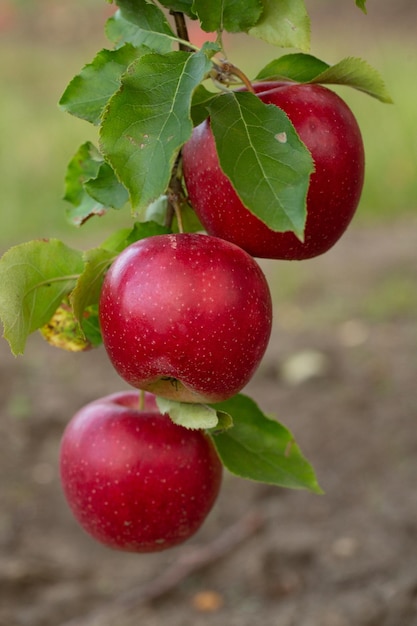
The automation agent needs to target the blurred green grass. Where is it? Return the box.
[0,4,416,253]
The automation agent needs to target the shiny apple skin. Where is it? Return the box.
[99,233,272,403]
[182,82,365,260]
[60,391,223,552]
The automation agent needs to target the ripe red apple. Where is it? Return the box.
[99,233,272,403]
[182,81,365,260]
[60,391,223,552]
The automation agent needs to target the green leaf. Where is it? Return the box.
[139,194,169,226]
[249,0,310,51]
[100,220,169,252]
[193,0,263,33]
[190,84,218,126]
[99,227,132,253]
[80,305,103,348]
[311,57,393,103]
[156,397,232,430]
[59,45,146,125]
[123,220,171,246]
[0,240,84,355]
[211,394,322,493]
[199,40,222,58]
[175,200,205,233]
[64,142,102,207]
[64,143,107,226]
[207,410,234,433]
[356,0,367,13]
[100,49,212,216]
[64,142,128,226]
[255,53,329,83]
[107,0,176,52]
[157,0,196,18]
[209,91,314,237]
[70,247,116,323]
[84,162,129,209]
[255,54,393,103]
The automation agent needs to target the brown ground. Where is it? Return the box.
[1,218,416,626]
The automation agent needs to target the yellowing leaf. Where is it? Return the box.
[40,303,93,352]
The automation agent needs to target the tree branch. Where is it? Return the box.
[170,11,193,52]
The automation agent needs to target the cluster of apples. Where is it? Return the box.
[60,82,364,553]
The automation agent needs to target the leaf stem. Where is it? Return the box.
[25,274,81,294]
[139,389,145,411]
[211,59,255,93]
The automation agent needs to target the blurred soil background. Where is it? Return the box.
[0,1,417,625]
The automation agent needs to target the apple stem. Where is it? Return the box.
[211,59,255,94]
[169,190,185,234]
[138,390,145,411]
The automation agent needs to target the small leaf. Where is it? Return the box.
[64,142,102,206]
[70,247,116,323]
[59,44,146,125]
[106,0,176,52]
[199,40,222,58]
[101,220,170,252]
[156,397,229,430]
[0,240,84,355]
[249,0,310,51]
[209,411,234,433]
[64,142,128,225]
[255,53,329,83]
[140,195,169,226]
[64,142,107,226]
[100,227,134,253]
[311,57,393,103]
[134,193,203,232]
[123,220,171,246]
[193,0,263,33]
[84,162,129,209]
[356,0,367,14]
[211,394,322,493]
[39,302,94,352]
[255,54,393,104]
[209,91,314,236]
[100,49,212,215]
[175,200,205,234]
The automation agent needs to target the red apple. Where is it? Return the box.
[60,391,223,552]
[182,82,365,260]
[99,233,272,403]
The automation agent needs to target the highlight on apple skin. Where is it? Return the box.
[60,391,223,553]
[182,81,365,261]
[99,233,273,403]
